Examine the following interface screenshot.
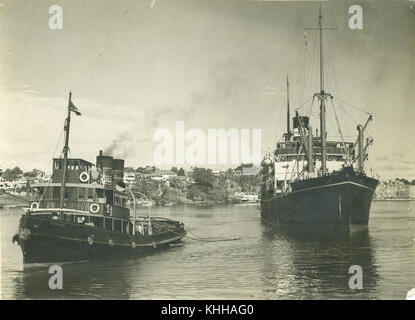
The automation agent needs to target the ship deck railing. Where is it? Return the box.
[24,208,183,236]
[24,208,182,225]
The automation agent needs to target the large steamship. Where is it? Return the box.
[13,93,186,264]
[260,8,378,225]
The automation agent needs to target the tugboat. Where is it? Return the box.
[12,92,186,264]
[260,8,378,225]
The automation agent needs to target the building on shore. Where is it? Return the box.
[409,185,415,199]
[234,163,261,176]
[374,180,415,199]
[146,170,177,182]
[233,191,259,203]
[123,172,136,188]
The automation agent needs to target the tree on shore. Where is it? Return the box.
[23,169,41,178]
[2,167,23,180]
[396,178,410,185]
[192,167,215,190]
[131,175,159,199]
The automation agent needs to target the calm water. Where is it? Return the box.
[1,201,414,300]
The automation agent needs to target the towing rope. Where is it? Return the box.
[150,220,241,243]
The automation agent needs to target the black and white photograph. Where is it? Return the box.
[0,0,414,302]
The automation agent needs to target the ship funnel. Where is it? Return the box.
[112,159,125,187]
[293,116,309,129]
[96,151,114,187]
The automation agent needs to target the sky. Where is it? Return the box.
[0,0,414,180]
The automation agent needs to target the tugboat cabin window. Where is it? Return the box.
[52,158,93,172]
[53,187,60,198]
[38,187,44,195]
[87,188,94,201]
[92,216,103,228]
[105,217,112,231]
[64,214,74,223]
[114,219,121,232]
[114,195,122,206]
[96,189,104,199]
[54,161,61,170]
[79,188,85,199]
[105,190,113,205]
[42,187,50,199]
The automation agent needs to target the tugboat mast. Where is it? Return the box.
[59,91,72,211]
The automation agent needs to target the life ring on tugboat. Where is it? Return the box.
[30,202,39,210]
[89,203,100,214]
[79,172,90,183]
[87,236,94,245]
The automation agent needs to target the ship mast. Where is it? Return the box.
[318,6,327,175]
[309,5,334,176]
[286,74,291,141]
[59,92,72,212]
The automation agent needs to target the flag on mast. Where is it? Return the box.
[69,99,81,116]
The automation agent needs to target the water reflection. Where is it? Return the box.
[260,224,379,299]
[13,246,179,300]
[3,203,414,299]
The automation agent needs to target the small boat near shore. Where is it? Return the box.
[12,93,186,264]
[3,204,19,209]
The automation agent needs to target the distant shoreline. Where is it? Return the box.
[2,197,412,213]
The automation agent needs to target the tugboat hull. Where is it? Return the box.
[15,215,186,264]
[261,168,378,225]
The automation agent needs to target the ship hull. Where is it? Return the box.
[15,215,186,264]
[261,167,378,225]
